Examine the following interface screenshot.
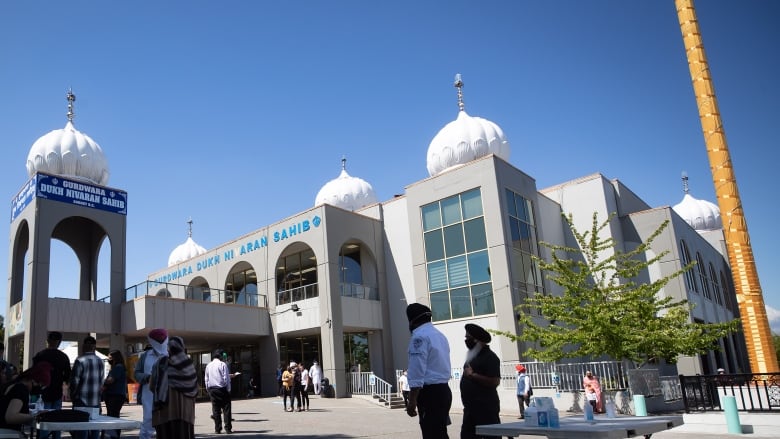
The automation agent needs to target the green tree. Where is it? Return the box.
[0,315,4,342]
[495,212,740,368]
[773,333,780,365]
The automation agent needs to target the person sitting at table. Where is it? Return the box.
[0,361,52,431]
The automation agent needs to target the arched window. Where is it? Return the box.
[679,240,698,293]
[225,267,258,306]
[276,247,318,304]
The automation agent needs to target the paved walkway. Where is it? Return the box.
[95,395,777,438]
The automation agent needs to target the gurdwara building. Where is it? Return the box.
[5,83,747,398]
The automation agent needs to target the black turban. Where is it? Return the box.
[406,303,432,323]
[465,323,491,344]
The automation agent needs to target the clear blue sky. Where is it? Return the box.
[1,1,778,330]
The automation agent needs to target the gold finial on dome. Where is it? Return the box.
[66,88,76,122]
[187,217,194,238]
[341,155,347,171]
[681,171,690,194]
[454,73,465,112]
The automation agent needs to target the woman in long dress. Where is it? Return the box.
[582,370,603,413]
[151,336,198,439]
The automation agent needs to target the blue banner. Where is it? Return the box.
[11,173,127,222]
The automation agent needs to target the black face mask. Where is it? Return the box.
[465,339,477,350]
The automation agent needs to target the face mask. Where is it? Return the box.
[465,339,477,350]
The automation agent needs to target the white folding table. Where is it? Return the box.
[476,415,684,438]
[35,415,140,439]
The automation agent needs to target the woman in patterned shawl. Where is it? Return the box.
[151,336,198,439]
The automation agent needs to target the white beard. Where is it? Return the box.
[465,343,483,364]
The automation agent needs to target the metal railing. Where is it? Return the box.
[340,283,379,300]
[125,281,268,307]
[277,283,319,305]
[680,373,780,412]
[554,361,628,391]
[346,372,396,406]
[346,371,373,395]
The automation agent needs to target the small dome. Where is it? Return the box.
[26,91,110,186]
[168,219,208,266]
[168,237,208,266]
[673,193,722,231]
[315,159,378,211]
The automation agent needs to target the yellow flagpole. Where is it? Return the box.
[675,0,778,373]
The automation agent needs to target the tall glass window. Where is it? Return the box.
[679,240,698,294]
[422,188,493,321]
[696,252,711,300]
[506,189,545,314]
[709,263,722,305]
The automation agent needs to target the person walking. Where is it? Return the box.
[135,329,169,439]
[69,336,103,439]
[515,364,531,419]
[398,369,410,408]
[405,303,452,439]
[32,331,71,439]
[151,336,198,439]
[460,323,501,439]
[204,349,232,433]
[309,360,322,395]
[102,350,128,438]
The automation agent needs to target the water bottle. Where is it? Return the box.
[584,402,594,421]
[606,400,617,418]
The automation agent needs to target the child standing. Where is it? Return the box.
[585,384,598,412]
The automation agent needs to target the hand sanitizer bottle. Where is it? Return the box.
[584,402,594,421]
[548,408,560,428]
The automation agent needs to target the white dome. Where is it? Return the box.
[168,236,208,266]
[426,110,510,177]
[26,120,110,186]
[315,161,378,211]
[673,193,722,231]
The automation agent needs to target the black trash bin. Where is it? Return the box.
[321,378,334,398]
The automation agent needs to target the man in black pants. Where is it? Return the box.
[204,349,232,434]
[460,323,502,439]
[405,303,452,438]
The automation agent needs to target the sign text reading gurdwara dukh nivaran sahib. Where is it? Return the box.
[34,173,127,215]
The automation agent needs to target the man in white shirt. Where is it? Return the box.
[309,360,323,395]
[204,349,232,434]
[405,303,452,439]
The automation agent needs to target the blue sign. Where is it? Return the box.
[10,175,37,222]
[34,173,127,215]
